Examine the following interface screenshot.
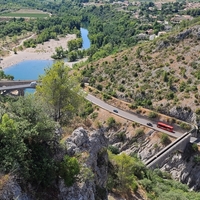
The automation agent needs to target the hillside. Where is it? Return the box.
[81,24,200,124]
[1,1,200,200]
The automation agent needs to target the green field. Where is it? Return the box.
[0,12,49,18]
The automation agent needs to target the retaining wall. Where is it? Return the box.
[146,132,191,169]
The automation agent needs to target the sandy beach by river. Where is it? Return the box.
[0,34,86,69]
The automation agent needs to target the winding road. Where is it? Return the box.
[86,94,183,138]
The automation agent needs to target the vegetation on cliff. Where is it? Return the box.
[0,60,85,190]
[36,61,85,123]
[108,151,200,199]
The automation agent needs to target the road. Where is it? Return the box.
[86,94,183,138]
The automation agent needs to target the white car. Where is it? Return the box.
[30,81,37,87]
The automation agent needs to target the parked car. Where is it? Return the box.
[30,81,37,87]
[147,122,153,126]
[113,109,118,113]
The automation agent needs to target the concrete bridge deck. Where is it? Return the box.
[0,80,36,87]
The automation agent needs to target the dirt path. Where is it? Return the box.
[14,33,36,50]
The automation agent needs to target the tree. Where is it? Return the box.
[0,95,58,186]
[68,51,77,62]
[0,114,27,172]
[54,46,65,59]
[109,152,138,192]
[36,61,85,123]
[67,38,83,52]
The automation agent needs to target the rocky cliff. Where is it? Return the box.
[0,127,108,200]
[59,127,108,200]
[160,145,200,191]
[1,126,200,199]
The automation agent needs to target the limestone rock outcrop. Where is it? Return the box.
[0,127,108,200]
[59,127,108,200]
[160,151,200,191]
[169,106,196,123]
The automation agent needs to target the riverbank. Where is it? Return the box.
[0,34,81,69]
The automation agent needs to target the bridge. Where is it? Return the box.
[0,84,36,91]
[145,126,197,169]
[0,80,36,87]
[0,80,37,95]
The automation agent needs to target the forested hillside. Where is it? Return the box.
[81,21,200,124]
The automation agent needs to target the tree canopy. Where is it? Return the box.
[36,61,85,123]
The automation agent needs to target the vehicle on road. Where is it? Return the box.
[113,109,118,113]
[147,122,153,126]
[157,122,174,132]
[30,81,37,87]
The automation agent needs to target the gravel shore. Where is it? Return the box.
[0,34,80,69]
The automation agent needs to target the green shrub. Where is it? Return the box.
[131,180,138,192]
[108,145,120,154]
[117,131,126,142]
[194,155,200,164]
[161,134,171,145]
[167,92,174,100]
[97,84,103,91]
[154,143,158,149]
[196,108,200,115]
[192,143,198,152]
[107,117,116,127]
[103,93,111,100]
[135,128,144,137]
[129,103,138,109]
[148,111,158,118]
[180,122,191,130]
[90,112,98,119]
[59,155,80,186]
[140,178,153,192]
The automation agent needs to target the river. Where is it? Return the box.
[4,28,90,81]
